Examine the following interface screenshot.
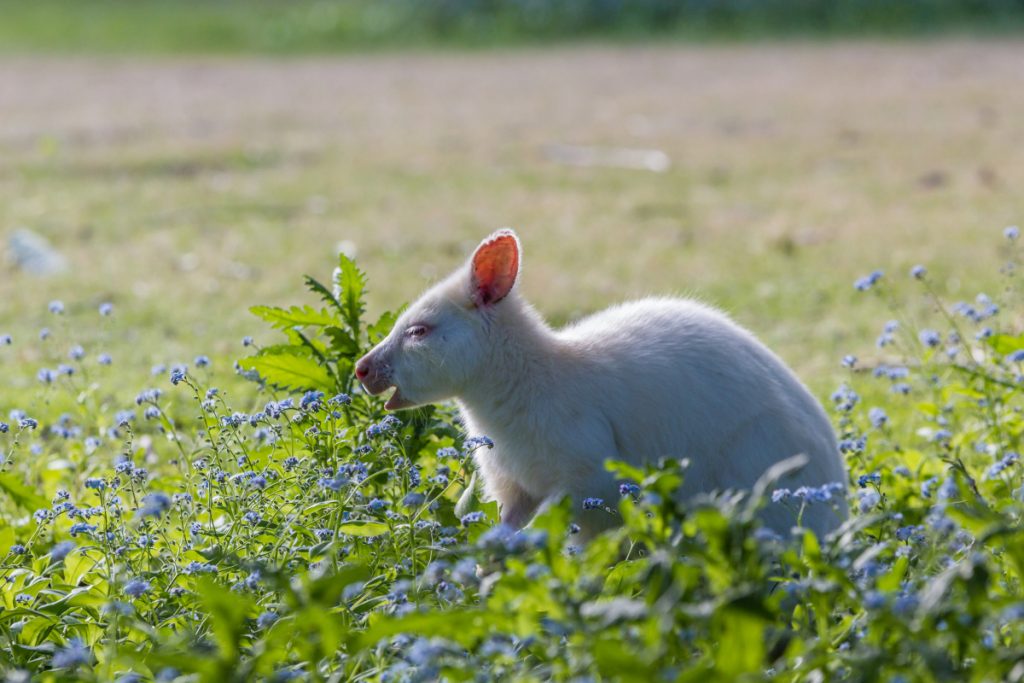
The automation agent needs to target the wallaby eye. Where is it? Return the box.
[405,324,431,340]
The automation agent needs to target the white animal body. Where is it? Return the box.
[355,229,848,539]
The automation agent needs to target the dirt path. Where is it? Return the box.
[3,43,1023,160]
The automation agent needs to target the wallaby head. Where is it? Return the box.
[355,229,524,410]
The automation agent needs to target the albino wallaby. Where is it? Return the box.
[355,229,848,539]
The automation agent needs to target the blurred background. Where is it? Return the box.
[1,0,1023,395]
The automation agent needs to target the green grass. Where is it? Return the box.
[2,0,1024,55]
[0,0,385,55]
[2,43,1023,402]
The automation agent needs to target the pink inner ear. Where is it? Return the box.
[471,233,519,307]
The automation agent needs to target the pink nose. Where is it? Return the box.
[355,358,371,381]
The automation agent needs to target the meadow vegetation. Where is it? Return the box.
[2,231,1024,680]
[2,41,1024,680]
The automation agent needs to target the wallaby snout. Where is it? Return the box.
[356,345,418,411]
[354,357,370,381]
[355,351,391,395]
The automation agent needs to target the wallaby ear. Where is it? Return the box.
[469,229,520,308]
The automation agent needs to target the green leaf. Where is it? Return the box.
[38,585,99,616]
[237,351,333,392]
[62,552,98,587]
[17,616,58,647]
[196,579,254,664]
[334,253,367,336]
[0,473,49,511]
[250,305,337,330]
[305,564,372,605]
[591,635,651,680]
[714,607,767,676]
[254,342,311,357]
[337,521,389,537]
[604,460,647,485]
[368,309,399,344]
[987,332,1024,356]
[454,471,480,519]
[877,555,909,592]
[801,528,822,563]
[324,326,359,357]
[357,609,503,649]
[304,274,345,317]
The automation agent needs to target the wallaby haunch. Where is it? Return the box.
[355,229,848,539]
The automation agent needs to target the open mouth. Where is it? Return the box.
[359,374,391,396]
[384,387,415,411]
[358,374,416,410]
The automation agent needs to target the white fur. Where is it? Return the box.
[356,230,848,539]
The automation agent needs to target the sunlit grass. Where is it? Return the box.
[2,44,1023,402]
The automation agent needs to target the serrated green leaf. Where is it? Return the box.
[368,309,398,344]
[250,305,337,330]
[237,352,333,392]
[304,274,345,316]
[334,253,367,336]
[255,342,312,357]
[324,326,359,357]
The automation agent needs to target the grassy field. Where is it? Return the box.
[3,42,1024,680]
[2,41,1023,398]
[2,0,1024,55]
